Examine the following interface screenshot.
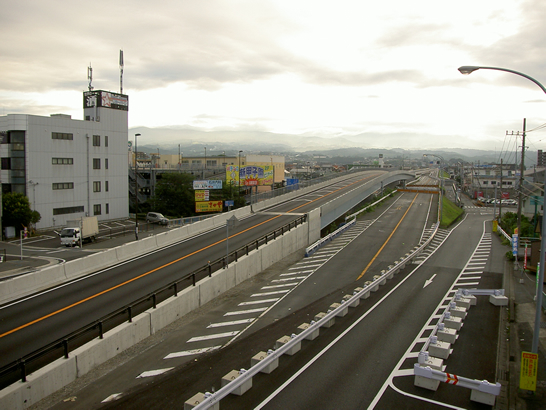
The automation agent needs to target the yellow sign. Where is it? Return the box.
[520,351,538,391]
[195,190,209,201]
[226,165,273,186]
[196,201,223,213]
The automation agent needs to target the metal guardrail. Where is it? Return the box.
[305,219,356,257]
[192,221,440,409]
[0,215,307,390]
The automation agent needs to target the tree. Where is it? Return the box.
[2,192,40,233]
[149,173,195,217]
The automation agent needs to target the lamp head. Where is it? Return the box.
[458,66,480,75]
[135,133,141,137]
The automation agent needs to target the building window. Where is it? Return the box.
[52,158,74,165]
[93,158,101,169]
[93,204,101,215]
[52,182,74,190]
[106,203,109,214]
[93,181,101,192]
[53,206,84,215]
[105,158,109,169]
[1,158,10,170]
[52,132,73,140]
[483,181,489,185]
[105,181,109,192]
[105,135,108,147]
[93,135,100,146]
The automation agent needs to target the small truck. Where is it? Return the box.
[60,216,99,246]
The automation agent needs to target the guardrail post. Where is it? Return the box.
[208,262,212,277]
[63,339,69,358]
[174,282,178,297]
[20,359,26,382]
[152,294,157,309]
[192,273,196,286]
[128,306,133,323]
[99,321,104,339]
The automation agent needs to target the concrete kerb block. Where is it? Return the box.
[489,294,508,306]
[373,274,386,286]
[251,350,278,373]
[355,286,370,299]
[330,302,348,317]
[437,323,457,344]
[414,375,441,391]
[314,312,335,328]
[275,334,301,355]
[455,296,472,310]
[221,369,252,396]
[343,294,359,307]
[428,336,451,360]
[470,388,497,406]
[184,392,219,410]
[449,302,467,319]
[297,322,319,340]
[0,356,77,410]
[365,280,379,292]
[443,313,463,331]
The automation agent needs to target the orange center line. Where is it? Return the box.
[356,193,418,281]
[0,173,380,339]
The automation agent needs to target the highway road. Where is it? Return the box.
[0,170,392,386]
[35,189,466,409]
[62,193,507,410]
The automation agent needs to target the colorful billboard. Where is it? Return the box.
[196,201,223,213]
[83,90,129,111]
[195,190,209,201]
[193,180,223,190]
[226,165,273,186]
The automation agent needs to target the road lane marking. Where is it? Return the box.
[357,193,419,280]
[224,307,268,316]
[187,331,239,342]
[238,298,279,305]
[164,346,221,359]
[207,319,255,328]
[136,368,174,378]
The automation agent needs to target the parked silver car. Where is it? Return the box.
[146,212,168,225]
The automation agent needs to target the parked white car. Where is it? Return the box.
[146,212,168,225]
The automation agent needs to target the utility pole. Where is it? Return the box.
[499,159,503,220]
[518,119,526,237]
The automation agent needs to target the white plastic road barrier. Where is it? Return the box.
[413,363,501,405]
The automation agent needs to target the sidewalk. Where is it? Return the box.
[504,259,546,409]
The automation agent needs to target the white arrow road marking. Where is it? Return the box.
[423,274,437,288]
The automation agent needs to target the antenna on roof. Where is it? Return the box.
[87,63,93,91]
[119,49,124,94]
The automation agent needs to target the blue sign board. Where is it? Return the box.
[286,178,299,186]
[225,200,234,207]
[512,234,519,256]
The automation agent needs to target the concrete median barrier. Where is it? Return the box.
[149,285,200,333]
[0,264,67,305]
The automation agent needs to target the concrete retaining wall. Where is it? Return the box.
[0,216,316,410]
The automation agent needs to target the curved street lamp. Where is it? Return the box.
[458,65,546,354]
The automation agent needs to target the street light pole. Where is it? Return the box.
[458,65,546,354]
[134,133,141,240]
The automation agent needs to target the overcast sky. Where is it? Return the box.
[2,0,546,152]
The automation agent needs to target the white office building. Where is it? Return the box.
[0,90,129,229]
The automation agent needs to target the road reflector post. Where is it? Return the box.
[221,369,252,396]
